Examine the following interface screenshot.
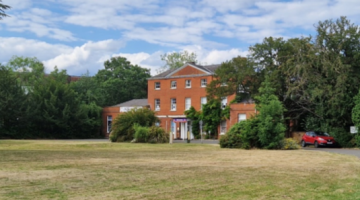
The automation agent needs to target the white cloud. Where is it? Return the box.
[2,6,76,41]
[3,0,32,10]
[44,39,125,75]
[0,37,72,61]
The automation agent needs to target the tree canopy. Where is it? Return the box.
[208,16,360,143]
[95,56,150,106]
[0,0,10,20]
[157,50,198,74]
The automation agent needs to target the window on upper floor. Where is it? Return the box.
[200,97,207,110]
[171,81,177,89]
[155,99,160,111]
[155,82,160,90]
[201,79,207,87]
[185,98,191,111]
[171,98,177,111]
[221,97,227,109]
[185,80,191,88]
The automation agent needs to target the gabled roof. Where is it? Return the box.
[149,63,220,79]
[110,99,149,107]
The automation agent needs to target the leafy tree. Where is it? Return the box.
[0,0,10,20]
[110,108,159,142]
[286,16,360,142]
[6,56,45,91]
[71,71,105,106]
[26,67,102,138]
[95,56,150,106]
[0,65,28,138]
[157,50,197,74]
[184,106,202,138]
[201,99,222,138]
[206,56,259,102]
[256,78,286,149]
[352,89,360,147]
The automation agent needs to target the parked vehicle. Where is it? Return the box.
[301,131,336,148]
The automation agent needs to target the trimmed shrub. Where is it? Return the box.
[110,108,159,142]
[133,124,150,143]
[220,122,242,148]
[280,138,300,150]
[239,118,260,149]
[330,127,354,148]
[147,126,169,143]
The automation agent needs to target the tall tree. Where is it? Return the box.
[95,56,150,106]
[0,0,10,20]
[0,65,28,138]
[157,50,197,74]
[286,16,360,137]
[255,78,286,149]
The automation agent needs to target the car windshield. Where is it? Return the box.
[314,132,329,136]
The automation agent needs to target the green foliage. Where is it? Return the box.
[184,106,202,138]
[71,71,105,106]
[201,99,222,138]
[238,118,260,149]
[256,79,286,149]
[280,138,300,150]
[219,123,242,148]
[220,117,260,149]
[352,88,360,148]
[147,126,169,143]
[27,69,101,138]
[330,127,354,148]
[133,124,150,143]
[158,50,197,74]
[0,65,28,138]
[0,0,10,19]
[207,56,258,101]
[95,56,150,106]
[111,108,159,142]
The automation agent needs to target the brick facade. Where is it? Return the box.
[148,63,256,139]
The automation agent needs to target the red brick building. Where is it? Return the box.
[147,63,256,139]
[102,99,149,138]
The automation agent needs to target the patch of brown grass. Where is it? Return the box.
[0,140,359,200]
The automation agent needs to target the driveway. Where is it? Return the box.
[303,147,360,159]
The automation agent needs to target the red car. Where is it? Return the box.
[301,131,336,148]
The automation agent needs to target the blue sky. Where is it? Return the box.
[1,0,360,76]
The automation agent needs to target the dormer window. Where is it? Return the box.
[155,82,160,90]
[185,80,191,88]
[201,79,207,87]
[171,81,177,89]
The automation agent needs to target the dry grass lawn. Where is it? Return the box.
[0,140,359,200]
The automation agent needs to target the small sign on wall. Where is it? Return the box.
[173,118,187,122]
[350,126,358,134]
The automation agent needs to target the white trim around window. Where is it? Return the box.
[171,81,177,89]
[171,98,177,111]
[201,79,207,87]
[155,82,160,90]
[155,99,160,111]
[200,97,207,110]
[185,98,191,110]
[185,80,191,88]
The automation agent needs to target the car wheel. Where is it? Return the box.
[314,141,319,148]
[301,140,306,147]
